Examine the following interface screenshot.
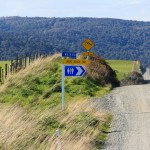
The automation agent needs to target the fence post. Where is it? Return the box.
[2,69,4,82]
[29,55,31,65]
[8,65,10,76]
[0,67,2,82]
[5,64,8,79]
[16,55,19,70]
[25,57,26,67]
[12,62,15,73]
[10,60,13,73]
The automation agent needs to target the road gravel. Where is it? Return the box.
[91,84,150,150]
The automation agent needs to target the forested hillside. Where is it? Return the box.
[1,17,150,67]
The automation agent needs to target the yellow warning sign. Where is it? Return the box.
[82,52,94,57]
[62,59,91,65]
[82,38,95,51]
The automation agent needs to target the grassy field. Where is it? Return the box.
[107,60,133,80]
[0,61,11,69]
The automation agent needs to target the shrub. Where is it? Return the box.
[21,89,33,97]
[32,77,41,84]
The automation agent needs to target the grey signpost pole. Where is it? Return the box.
[62,63,65,110]
[87,54,90,60]
[62,52,78,110]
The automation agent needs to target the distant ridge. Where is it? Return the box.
[1,17,150,67]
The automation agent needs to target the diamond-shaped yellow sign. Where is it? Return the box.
[82,38,94,51]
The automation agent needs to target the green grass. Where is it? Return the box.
[107,60,133,80]
[0,61,11,69]
[95,114,112,149]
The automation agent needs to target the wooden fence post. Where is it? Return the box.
[16,55,19,70]
[2,69,4,82]
[8,65,10,76]
[25,57,26,67]
[5,64,8,79]
[0,67,2,82]
[10,60,13,73]
[29,55,31,65]
[19,57,22,69]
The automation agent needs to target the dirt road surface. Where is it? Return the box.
[92,84,150,150]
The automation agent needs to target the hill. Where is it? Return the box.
[1,17,150,67]
[0,54,119,149]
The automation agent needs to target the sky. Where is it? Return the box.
[0,0,150,21]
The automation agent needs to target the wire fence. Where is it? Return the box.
[0,53,47,83]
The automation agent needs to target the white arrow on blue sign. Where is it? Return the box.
[65,66,86,77]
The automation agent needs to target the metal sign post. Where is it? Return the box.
[62,64,65,110]
[61,52,77,110]
[61,52,89,110]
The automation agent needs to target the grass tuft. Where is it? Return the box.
[39,116,60,132]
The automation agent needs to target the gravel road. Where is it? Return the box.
[91,84,150,150]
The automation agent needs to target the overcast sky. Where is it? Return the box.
[0,0,150,21]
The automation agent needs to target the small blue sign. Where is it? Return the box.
[65,66,86,77]
[62,52,76,59]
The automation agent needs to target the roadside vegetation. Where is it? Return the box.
[0,54,115,150]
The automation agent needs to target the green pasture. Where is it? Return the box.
[107,60,133,80]
[0,61,11,69]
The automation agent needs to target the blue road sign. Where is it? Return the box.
[62,52,76,59]
[65,66,86,77]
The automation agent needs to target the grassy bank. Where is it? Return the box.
[0,55,111,150]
